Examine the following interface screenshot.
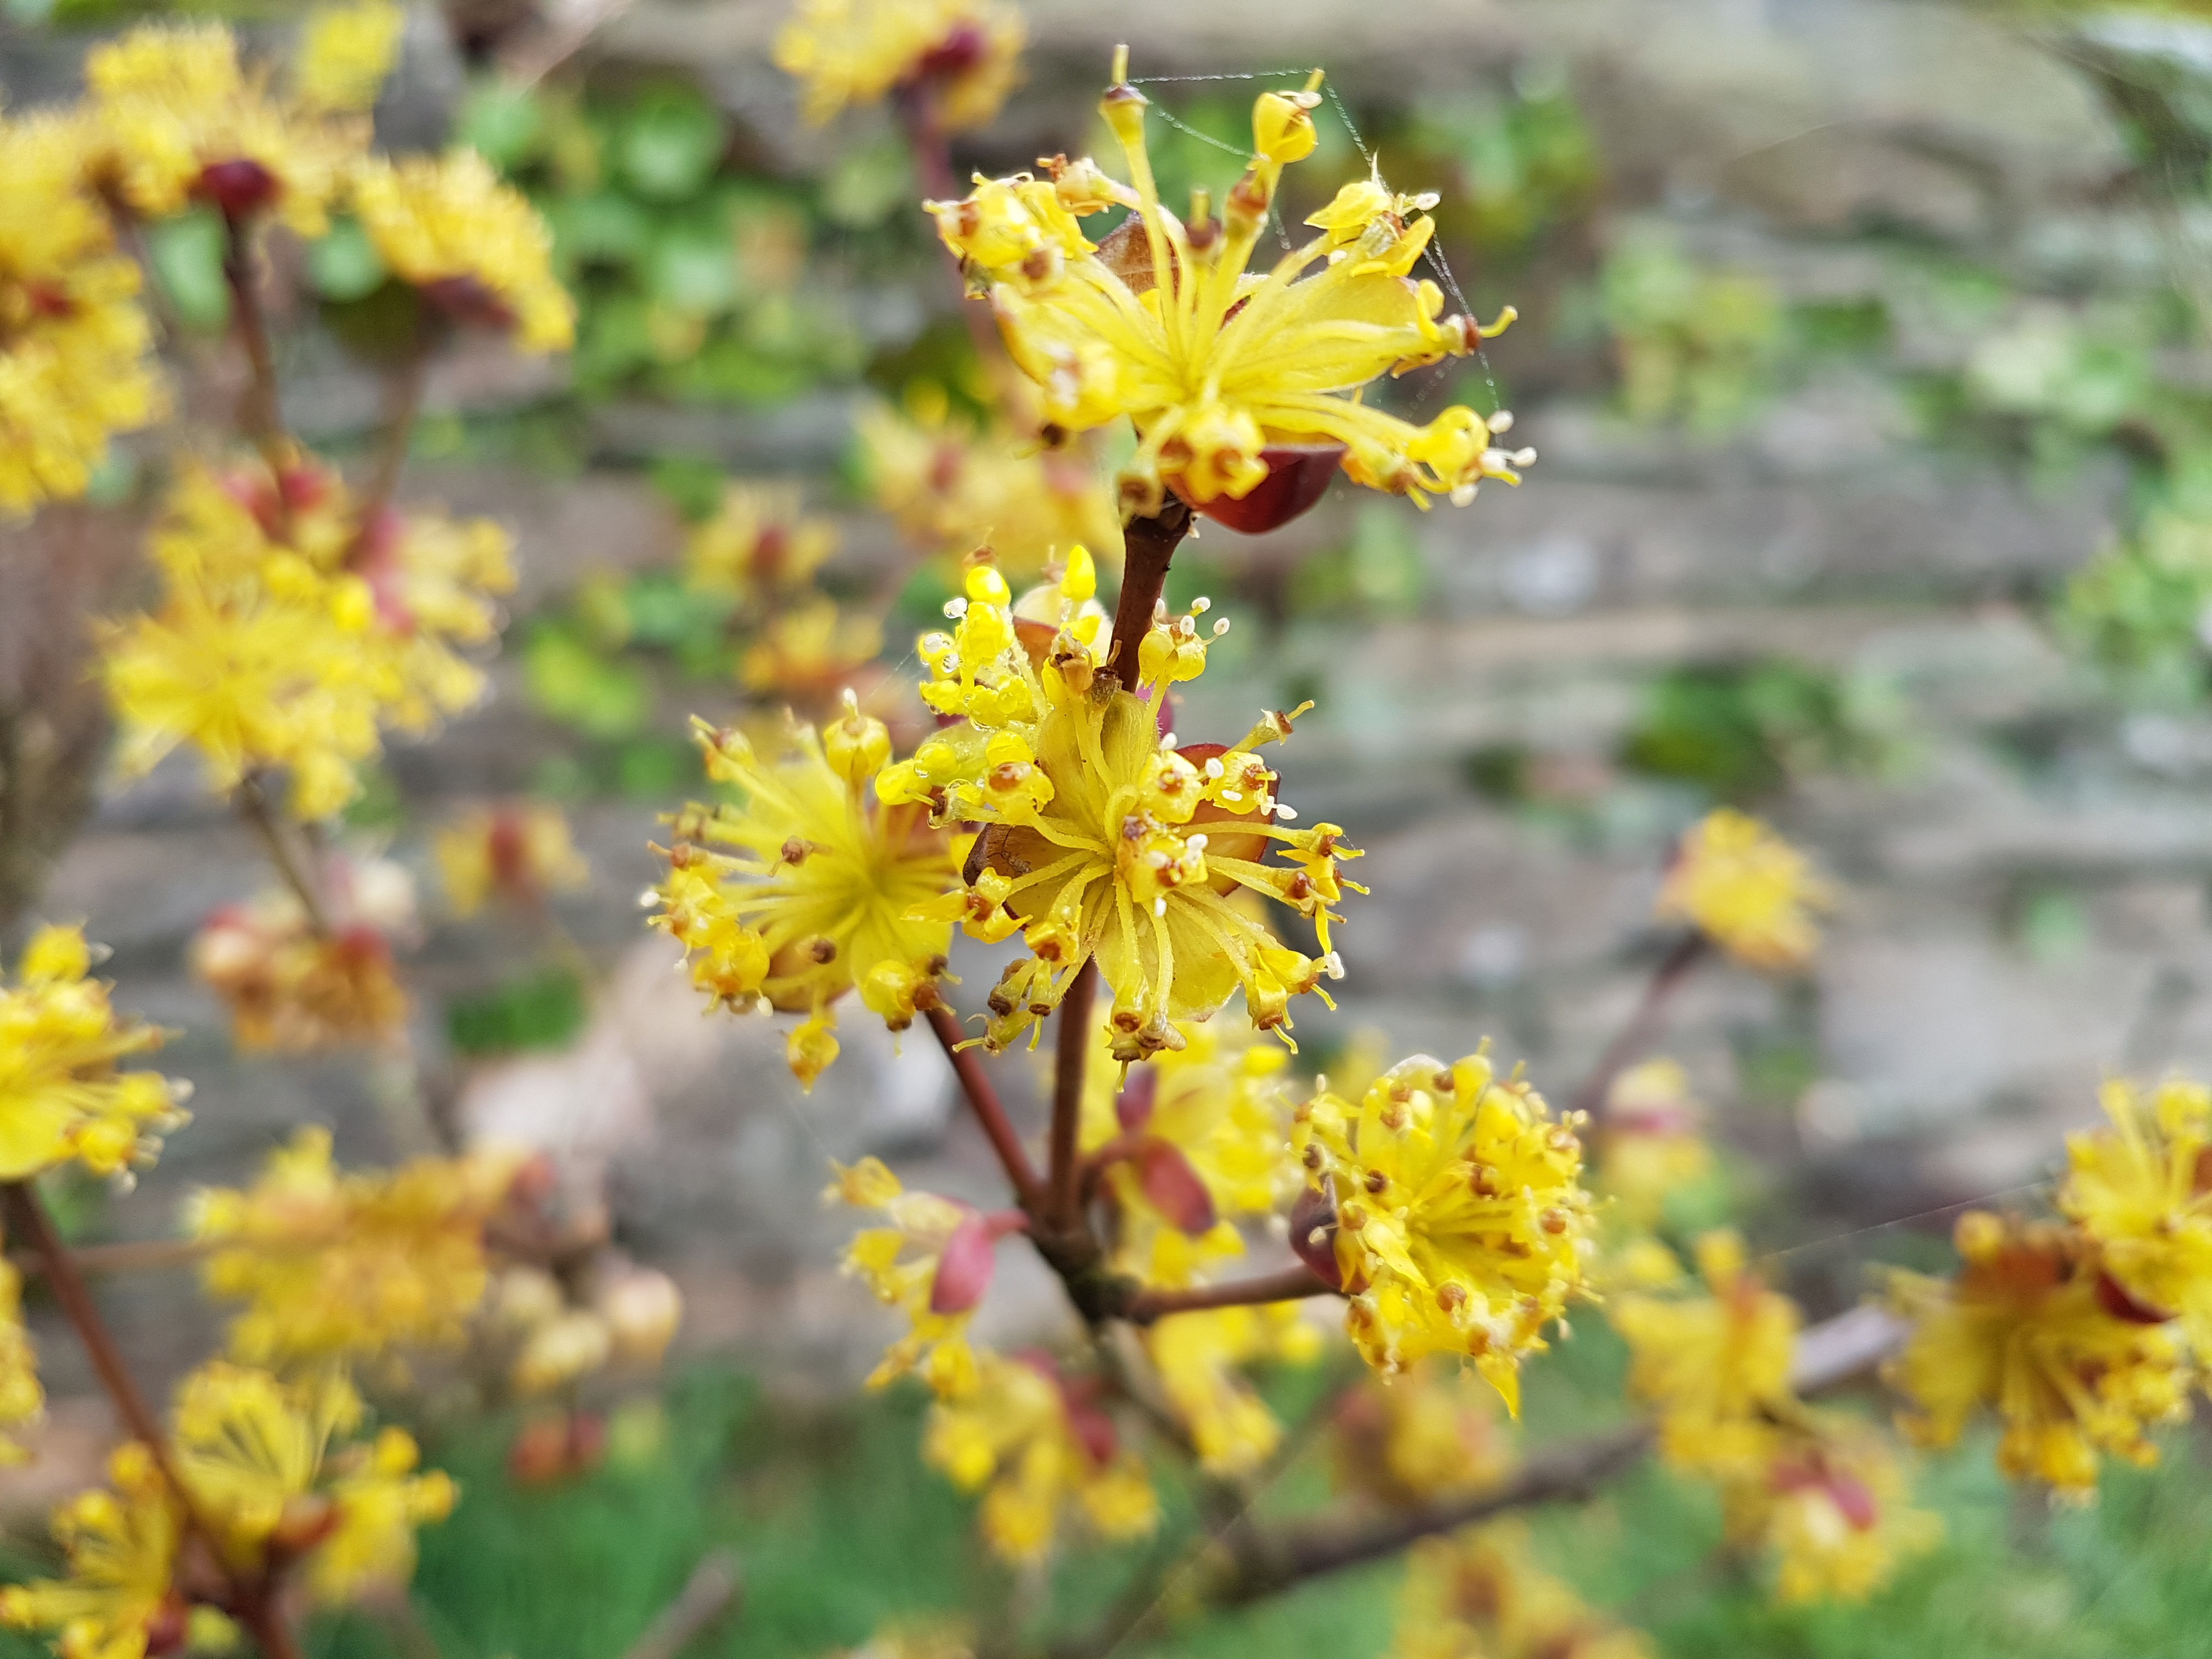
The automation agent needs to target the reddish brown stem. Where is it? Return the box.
[897,87,1011,382]
[236,772,332,938]
[1120,1264,1333,1325]
[239,1595,307,1659]
[927,1007,1046,1211]
[358,334,431,536]
[1047,960,1097,1228]
[3,1183,212,1535]
[11,1236,212,1278]
[1107,500,1194,684]
[1568,932,1708,1124]
[220,215,289,481]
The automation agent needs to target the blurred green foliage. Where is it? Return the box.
[1600,230,1786,433]
[445,967,590,1058]
[1620,658,1902,803]
[2059,509,2212,699]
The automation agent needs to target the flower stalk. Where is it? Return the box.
[1105,499,1194,685]
[1569,931,1707,1123]
[1047,960,1098,1229]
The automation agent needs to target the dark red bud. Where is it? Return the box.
[2095,1269,2174,1325]
[1135,1138,1216,1235]
[929,1208,1000,1313]
[1174,442,1346,535]
[1115,1064,1158,1132]
[196,158,280,220]
[1288,1184,1343,1290]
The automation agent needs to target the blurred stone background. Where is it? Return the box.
[12,0,2212,1419]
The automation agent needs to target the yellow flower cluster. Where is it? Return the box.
[894,557,1358,1059]
[774,0,1024,132]
[1656,809,1831,973]
[0,925,186,1182]
[295,1,405,114]
[437,801,590,917]
[191,855,415,1053]
[928,57,1531,521]
[349,150,576,353]
[1146,1305,1320,1477]
[650,703,958,1088]
[0,1253,43,1465]
[1392,1521,1652,1659]
[826,1156,996,1398]
[739,599,885,708]
[1293,1050,1594,1412]
[1592,1058,1713,1236]
[105,461,512,821]
[0,114,162,513]
[684,483,838,608]
[857,392,1122,575]
[2060,1075,2212,1349]
[1333,1358,1510,1507]
[923,1351,1157,1563]
[1612,1232,1937,1603]
[492,1256,685,1398]
[1888,1208,2191,1496]
[191,1127,517,1368]
[2,1365,453,1658]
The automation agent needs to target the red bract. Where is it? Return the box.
[1134,1137,1215,1234]
[1175,442,1344,535]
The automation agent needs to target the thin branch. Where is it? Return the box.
[1120,1265,1333,1325]
[220,216,289,481]
[618,1550,742,1659]
[239,1598,307,1659]
[898,86,1013,384]
[357,336,431,535]
[1047,960,1097,1229]
[1107,500,1193,685]
[1568,932,1708,1123]
[11,1236,213,1279]
[927,1007,1045,1211]
[235,772,332,938]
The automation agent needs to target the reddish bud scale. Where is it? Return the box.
[2095,1268,2175,1326]
[196,157,280,219]
[1133,1137,1216,1234]
[929,1207,1000,1314]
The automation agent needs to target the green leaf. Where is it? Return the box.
[523,622,653,740]
[308,216,389,302]
[616,86,727,202]
[645,213,740,316]
[455,80,547,172]
[144,208,230,333]
[446,967,590,1058]
[548,190,652,271]
[821,138,915,228]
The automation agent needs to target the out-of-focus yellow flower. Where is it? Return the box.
[774,0,1023,132]
[1333,1358,1510,1507]
[683,483,837,607]
[0,924,187,1182]
[2061,1075,2212,1348]
[1655,808,1830,972]
[0,1442,183,1659]
[929,57,1530,521]
[1888,1210,2190,1496]
[895,560,1357,1058]
[1077,1012,1299,1284]
[1740,1423,1938,1606]
[858,392,1122,575]
[349,151,574,352]
[923,1351,1156,1563]
[191,1126,515,1367]
[827,1155,1007,1398]
[509,1310,612,1397]
[1593,1058,1712,1234]
[295,0,403,113]
[191,856,414,1053]
[1611,1230,1797,1481]
[306,1425,456,1605]
[650,705,956,1089]
[0,112,163,514]
[0,1254,43,1465]
[353,504,516,736]
[821,1622,974,1659]
[1293,1050,1594,1412]
[737,599,884,706]
[437,802,590,917]
[1392,1521,1653,1659]
[80,22,366,232]
[1146,1305,1318,1476]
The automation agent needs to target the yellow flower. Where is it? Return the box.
[354,504,516,736]
[436,802,590,917]
[1593,1058,1713,1234]
[922,1351,1157,1563]
[826,1156,1002,1398]
[1742,1423,1938,1606]
[305,1426,456,1605]
[1655,808,1831,972]
[737,599,884,705]
[2059,1075,2212,1345]
[1292,1050,1594,1412]
[897,561,1358,1058]
[683,483,838,606]
[822,1623,974,1659]
[1887,1210,2190,1496]
[649,706,957,1088]
[774,0,1023,132]
[0,1443,184,1659]
[349,151,575,352]
[0,112,163,513]
[0,924,186,1181]
[81,22,365,232]
[191,1126,515,1367]
[190,856,415,1054]
[1392,1521,1653,1659]
[1610,1230,1798,1482]
[295,0,404,113]
[0,1252,43,1465]
[1332,1358,1510,1507]
[929,57,1530,521]
[857,390,1122,575]
[1146,1305,1318,1476]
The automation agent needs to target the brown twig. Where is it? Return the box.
[618,1550,742,1659]
[1568,932,1708,1124]
[898,86,1013,384]
[1047,960,1097,1229]
[236,772,332,938]
[927,1007,1045,1211]
[1107,500,1194,684]
[10,1236,213,1279]
[220,216,289,481]
[357,336,432,535]
[239,1596,307,1659]
[1120,1264,1333,1325]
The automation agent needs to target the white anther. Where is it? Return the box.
[943,597,969,618]
[1212,618,1231,636]
[1221,789,1243,803]
[1274,803,1299,821]
[1450,484,1479,507]
[1511,446,1537,467]
[1191,596,1211,614]
[1320,952,1345,980]
[1153,898,1167,917]
[1147,851,1170,868]
[1482,448,1511,471]
[1160,732,1177,749]
[639,888,661,908]
[1187,833,1209,851]
[1204,758,1226,779]
[1486,409,1514,435]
